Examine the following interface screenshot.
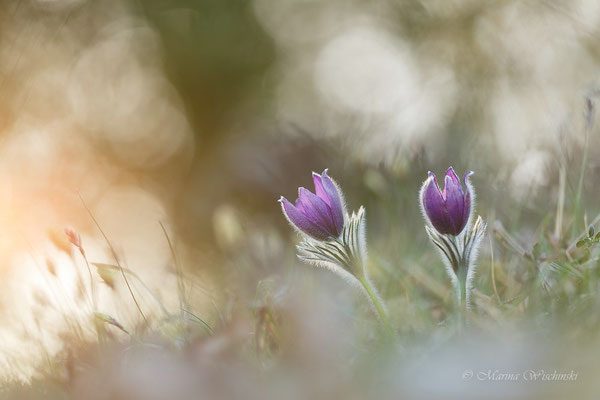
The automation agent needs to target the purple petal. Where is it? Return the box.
[443,174,465,234]
[463,191,471,227]
[319,170,344,234]
[279,170,347,240]
[312,174,328,204]
[422,173,454,235]
[297,188,339,237]
[280,197,331,240]
[422,168,473,235]
[445,167,463,196]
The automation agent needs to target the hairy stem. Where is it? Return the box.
[357,274,394,339]
[456,264,468,331]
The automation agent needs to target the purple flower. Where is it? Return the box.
[279,169,346,240]
[420,167,473,236]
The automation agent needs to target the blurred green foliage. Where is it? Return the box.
[141,0,275,140]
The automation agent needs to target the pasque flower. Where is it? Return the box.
[280,169,393,336]
[420,167,472,236]
[419,167,486,327]
[279,169,345,241]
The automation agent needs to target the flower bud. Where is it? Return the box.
[420,167,473,236]
[279,169,346,241]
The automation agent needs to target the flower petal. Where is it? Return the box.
[319,170,345,234]
[312,173,328,202]
[443,174,465,235]
[422,172,453,235]
[280,197,331,240]
[298,187,339,237]
[445,167,463,196]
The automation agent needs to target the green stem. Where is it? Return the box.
[455,265,468,332]
[357,275,394,338]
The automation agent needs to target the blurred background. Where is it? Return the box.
[0,0,600,398]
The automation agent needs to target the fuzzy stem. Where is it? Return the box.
[331,236,394,338]
[357,274,394,339]
[455,264,468,331]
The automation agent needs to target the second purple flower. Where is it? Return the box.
[420,167,473,236]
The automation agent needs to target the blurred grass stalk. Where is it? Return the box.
[573,97,595,238]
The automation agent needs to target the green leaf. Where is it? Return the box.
[548,262,584,279]
[576,240,586,248]
[590,226,595,237]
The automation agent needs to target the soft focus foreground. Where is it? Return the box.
[0,0,599,399]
